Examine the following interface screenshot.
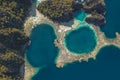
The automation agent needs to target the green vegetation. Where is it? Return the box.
[0,49,24,80]
[85,12,106,26]
[83,0,106,26]
[37,0,82,22]
[82,0,105,15]
[0,0,32,29]
[0,28,29,50]
[37,0,105,26]
[0,0,32,79]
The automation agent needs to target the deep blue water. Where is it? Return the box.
[100,0,120,38]
[64,25,97,54]
[26,24,59,67]
[32,45,120,80]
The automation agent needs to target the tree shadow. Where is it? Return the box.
[29,0,37,16]
[60,19,74,27]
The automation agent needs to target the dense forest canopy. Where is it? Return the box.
[0,0,106,79]
[0,0,32,79]
[37,0,82,22]
[0,0,32,29]
[37,0,105,26]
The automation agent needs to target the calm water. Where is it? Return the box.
[64,25,97,54]
[74,11,87,22]
[100,0,120,38]
[32,45,120,80]
[28,0,120,79]
[26,24,59,67]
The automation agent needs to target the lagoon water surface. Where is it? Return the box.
[32,45,120,80]
[26,24,59,67]
[64,25,97,54]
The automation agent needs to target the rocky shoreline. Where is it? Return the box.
[24,0,120,79]
[37,0,106,27]
[24,9,120,69]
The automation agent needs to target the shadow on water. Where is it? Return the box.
[60,19,74,27]
[26,24,59,68]
[32,45,120,80]
[100,0,120,38]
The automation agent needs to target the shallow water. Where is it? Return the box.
[27,0,120,79]
[26,24,59,67]
[32,45,120,80]
[64,25,97,54]
[74,11,87,22]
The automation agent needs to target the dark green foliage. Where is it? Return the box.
[0,49,24,79]
[85,12,106,27]
[0,0,32,79]
[83,0,106,27]
[37,0,82,22]
[0,30,29,50]
[82,0,106,15]
[0,0,32,29]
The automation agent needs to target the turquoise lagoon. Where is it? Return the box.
[74,11,87,22]
[26,24,59,67]
[64,25,97,54]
